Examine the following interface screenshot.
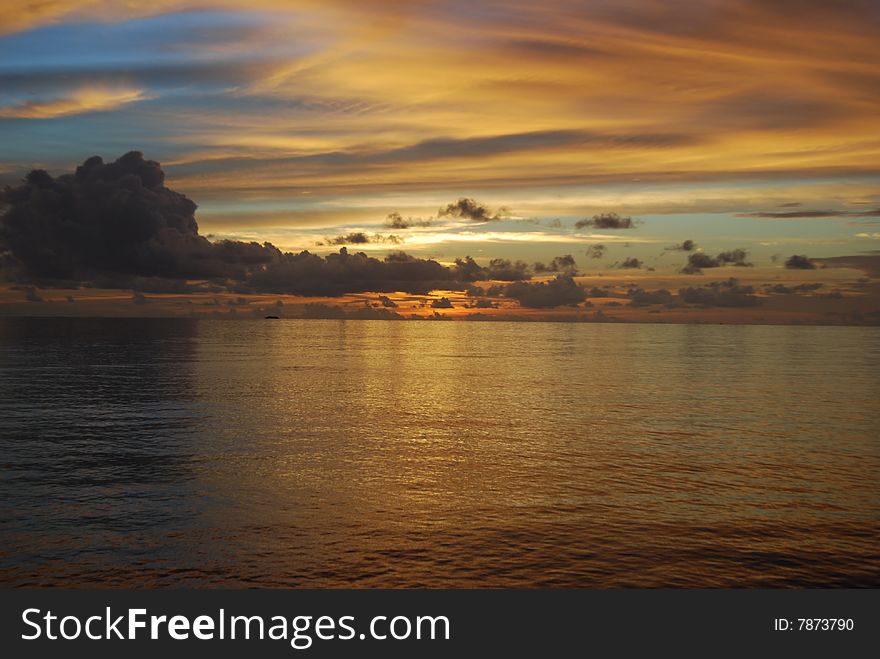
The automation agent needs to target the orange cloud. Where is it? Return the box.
[3,1,879,218]
[0,87,146,119]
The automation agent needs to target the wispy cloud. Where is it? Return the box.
[740,208,880,219]
[3,1,879,192]
[1,0,879,268]
[0,87,146,119]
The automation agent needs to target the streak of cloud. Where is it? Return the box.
[0,87,147,119]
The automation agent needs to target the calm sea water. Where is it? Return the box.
[0,318,877,587]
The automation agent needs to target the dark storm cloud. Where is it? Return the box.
[430,297,454,309]
[678,279,761,307]
[680,248,752,274]
[1,153,485,297]
[240,248,478,296]
[575,213,637,230]
[784,254,817,269]
[503,275,586,308]
[0,151,279,284]
[439,198,508,223]
[533,254,577,275]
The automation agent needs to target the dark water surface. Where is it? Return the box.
[1,318,877,587]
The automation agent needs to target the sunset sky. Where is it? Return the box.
[1,1,879,321]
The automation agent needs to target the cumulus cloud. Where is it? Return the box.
[504,275,586,308]
[464,283,505,298]
[430,297,454,309]
[586,244,606,259]
[384,212,433,230]
[764,283,823,294]
[575,212,637,230]
[1,153,487,297]
[681,248,752,274]
[784,254,816,269]
[666,239,696,251]
[483,258,531,281]
[241,248,478,296]
[439,198,508,222]
[377,295,398,307]
[628,288,674,307]
[325,232,370,245]
[678,279,761,307]
[323,232,402,245]
[681,253,720,274]
[615,257,643,269]
[451,257,484,282]
[1,152,279,284]
[533,254,577,274]
[715,249,752,266]
[449,256,531,282]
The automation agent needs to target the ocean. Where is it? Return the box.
[1,317,877,587]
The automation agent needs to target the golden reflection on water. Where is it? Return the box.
[0,318,878,586]
[179,321,880,587]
